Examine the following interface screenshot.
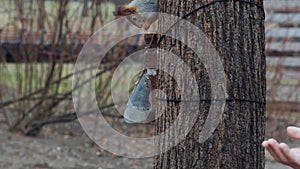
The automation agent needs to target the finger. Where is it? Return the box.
[279,143,297,167]
[267,139,289,164]
[287,126,300,140]
[263,139,282,162]
[262,141,278,159]
[262,141,269,148]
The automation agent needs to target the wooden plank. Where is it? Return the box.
[267,57,300,68]
[22,31,44,45]
[266,13,300,23]
[266,28,300,38]
[0,29,22,43]
[266,42,300,52]
[266,51,300,57]
[264,0,300,12]
[267,68,300,81]
[267,100,300,113]
[266,44,300,56]
[267,85,300,102]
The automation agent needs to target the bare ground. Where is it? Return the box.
[0,120,298,169]
[0,121,153,169]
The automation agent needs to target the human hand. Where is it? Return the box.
[262,126,300,169]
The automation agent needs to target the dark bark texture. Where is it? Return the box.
[155,0,265,168]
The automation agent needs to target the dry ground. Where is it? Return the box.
[0,121,153,169]
[0,120,298,169]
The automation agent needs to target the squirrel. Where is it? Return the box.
[113,0,158,30]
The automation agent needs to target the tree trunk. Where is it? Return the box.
[37,0,46,30]
[82,0,89,17]
[155,0,266,168]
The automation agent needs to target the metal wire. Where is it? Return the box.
[155,97,266,104]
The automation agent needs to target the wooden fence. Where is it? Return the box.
[0,28,89,62]
[265,0,300,116]
[0,27,142,63]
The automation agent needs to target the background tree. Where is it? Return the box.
[155,0,266,168]
[37,0,46,30]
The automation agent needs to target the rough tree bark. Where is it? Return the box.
[155,0,265,168]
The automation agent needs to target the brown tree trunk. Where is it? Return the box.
[82,0,89,17]
[37,0,46,30]
[155,0,266,168]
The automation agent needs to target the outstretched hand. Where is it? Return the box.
[262,126,300,169]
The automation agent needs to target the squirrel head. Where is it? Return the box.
[113,5,138,16]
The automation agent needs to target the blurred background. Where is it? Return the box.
[0,0,299,169]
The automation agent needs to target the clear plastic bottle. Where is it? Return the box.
[124,69,157,123]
